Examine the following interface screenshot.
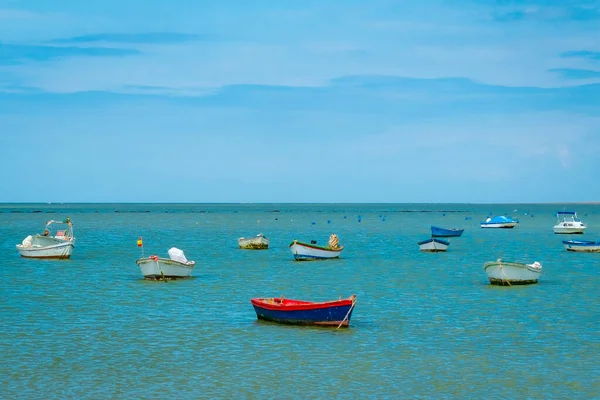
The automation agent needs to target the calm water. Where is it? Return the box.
[1,203,599,399]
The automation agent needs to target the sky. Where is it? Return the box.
[1,0,599,203]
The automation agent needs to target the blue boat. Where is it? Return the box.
[251,295,356,327]
[562,240,600,252]
[431,226,464,237]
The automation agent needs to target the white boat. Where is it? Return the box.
[136,247,195,280]
[562,240,600,252]
[554,211,586,234]
[418,238,449,252]
[480,216,519,229]
[238,233,269,249]
[16,218,75,259]
[289,234,343,261]
[483,259,542,285]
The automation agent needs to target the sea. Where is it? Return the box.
[1,203,599,399]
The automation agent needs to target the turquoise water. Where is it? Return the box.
[1,203,599,399]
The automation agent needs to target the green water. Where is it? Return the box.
[1,204,599,399]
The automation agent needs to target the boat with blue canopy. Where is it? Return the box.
[480,216,519,229]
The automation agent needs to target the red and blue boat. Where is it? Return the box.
[250,295,357,327]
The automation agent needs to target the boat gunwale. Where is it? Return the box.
[289,240,344,252]
[562,240,599,246]
[251,296,355,311]
[431,226,464,237]
[418,238,450,246]
[135,256,196,267]
[483,261,542,273]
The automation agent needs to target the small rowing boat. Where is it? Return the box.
[250,295,357,327]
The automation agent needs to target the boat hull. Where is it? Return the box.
[136,257,195,280]
[418,238,449,252]
[484,261,542,285]
[251,296,355,327]
[431,226,464,237]
[480,222,518,228]
[289,241,343,261]
[554,225,586,234]
[238,235,269,250]
[16,236,74,259]
[562,240,600,252]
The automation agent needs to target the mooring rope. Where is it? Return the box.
[151,255,168,283]
[335,295,357,331]
[498,259,512,286]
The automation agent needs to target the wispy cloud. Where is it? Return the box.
[49,32,208,45]
[560,50,600,61]
[118,84,216,97]
[549,68,600,80]
[492,5,600,22]
[0,8,42,19]
[0,43,140,65]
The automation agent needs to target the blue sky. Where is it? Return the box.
[1,0,599,203]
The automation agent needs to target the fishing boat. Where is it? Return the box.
[480,216,519,228]
[562,240,600,252]
[431,226,464,237]
[418,237,450,252]
[250,294,356,327]
[483,259,542,285]
[289,234,343,261]
[554,211,586,234]
[16,218,75,259]
[238,233,269,249]
[136,247,195,280]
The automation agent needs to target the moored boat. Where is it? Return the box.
[562,240,600,252]
[483,259,542,285]
[289,234,343,260]
[16,218,75,259]
[480,216,519,229]
[418,237,450,252]
[238,233,269,249]
[554,211,586,234]
[136,247,195,280]
[431,226,464,237]
[250,294,357,327]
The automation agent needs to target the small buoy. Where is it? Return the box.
[275,218,278,220]
[258,220,260,222]
[327,220,331,224]
[344,216,347,219]
[442,213,446,216]
[312,222,316,225]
